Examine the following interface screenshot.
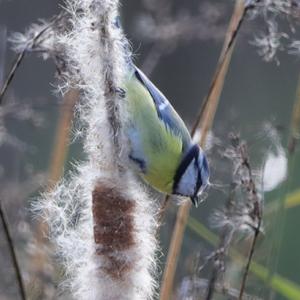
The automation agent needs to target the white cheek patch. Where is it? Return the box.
[176,159,197,197]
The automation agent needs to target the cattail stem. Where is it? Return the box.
[32,1,158,298]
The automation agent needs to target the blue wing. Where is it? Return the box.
[133,66,191,151]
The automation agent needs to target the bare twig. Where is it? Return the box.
[199,134,263,300]
[239,226,261,300]
[192,1,250,138]
[0,201,26,300]
[227,135,262,300]
[0,14,63,105]
[160,2,245,299]
[0,51,26,105]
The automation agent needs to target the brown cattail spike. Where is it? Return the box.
[92,182,136,280]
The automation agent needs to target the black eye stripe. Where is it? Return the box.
[194,158,202,197]
[173,144,199,192]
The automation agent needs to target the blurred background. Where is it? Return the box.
[1,0,300,299]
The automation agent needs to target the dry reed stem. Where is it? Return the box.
[158,0,247,222]
[159,2,245,299]
[0,200,27,300]
[30,89,78,294]
[48,89,79,186]
[238,154,262,299]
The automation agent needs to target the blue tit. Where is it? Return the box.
[124,66,210,207]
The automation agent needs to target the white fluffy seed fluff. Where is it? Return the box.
[35,0,158,299]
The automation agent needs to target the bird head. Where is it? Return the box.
[173,144,210,207]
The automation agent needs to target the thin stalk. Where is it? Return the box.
[0,201,26,300]
[0,14,63,105]
[237,140,263,299]
[239,176,262,299]
[0,51,25,105]
[191,1,249,138]
[0,25,26,300]
[159,2,246,299]
[238,225,261,300]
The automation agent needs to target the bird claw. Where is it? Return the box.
[115,87,126,99]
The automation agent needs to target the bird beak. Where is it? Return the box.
[190,195,199,208]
